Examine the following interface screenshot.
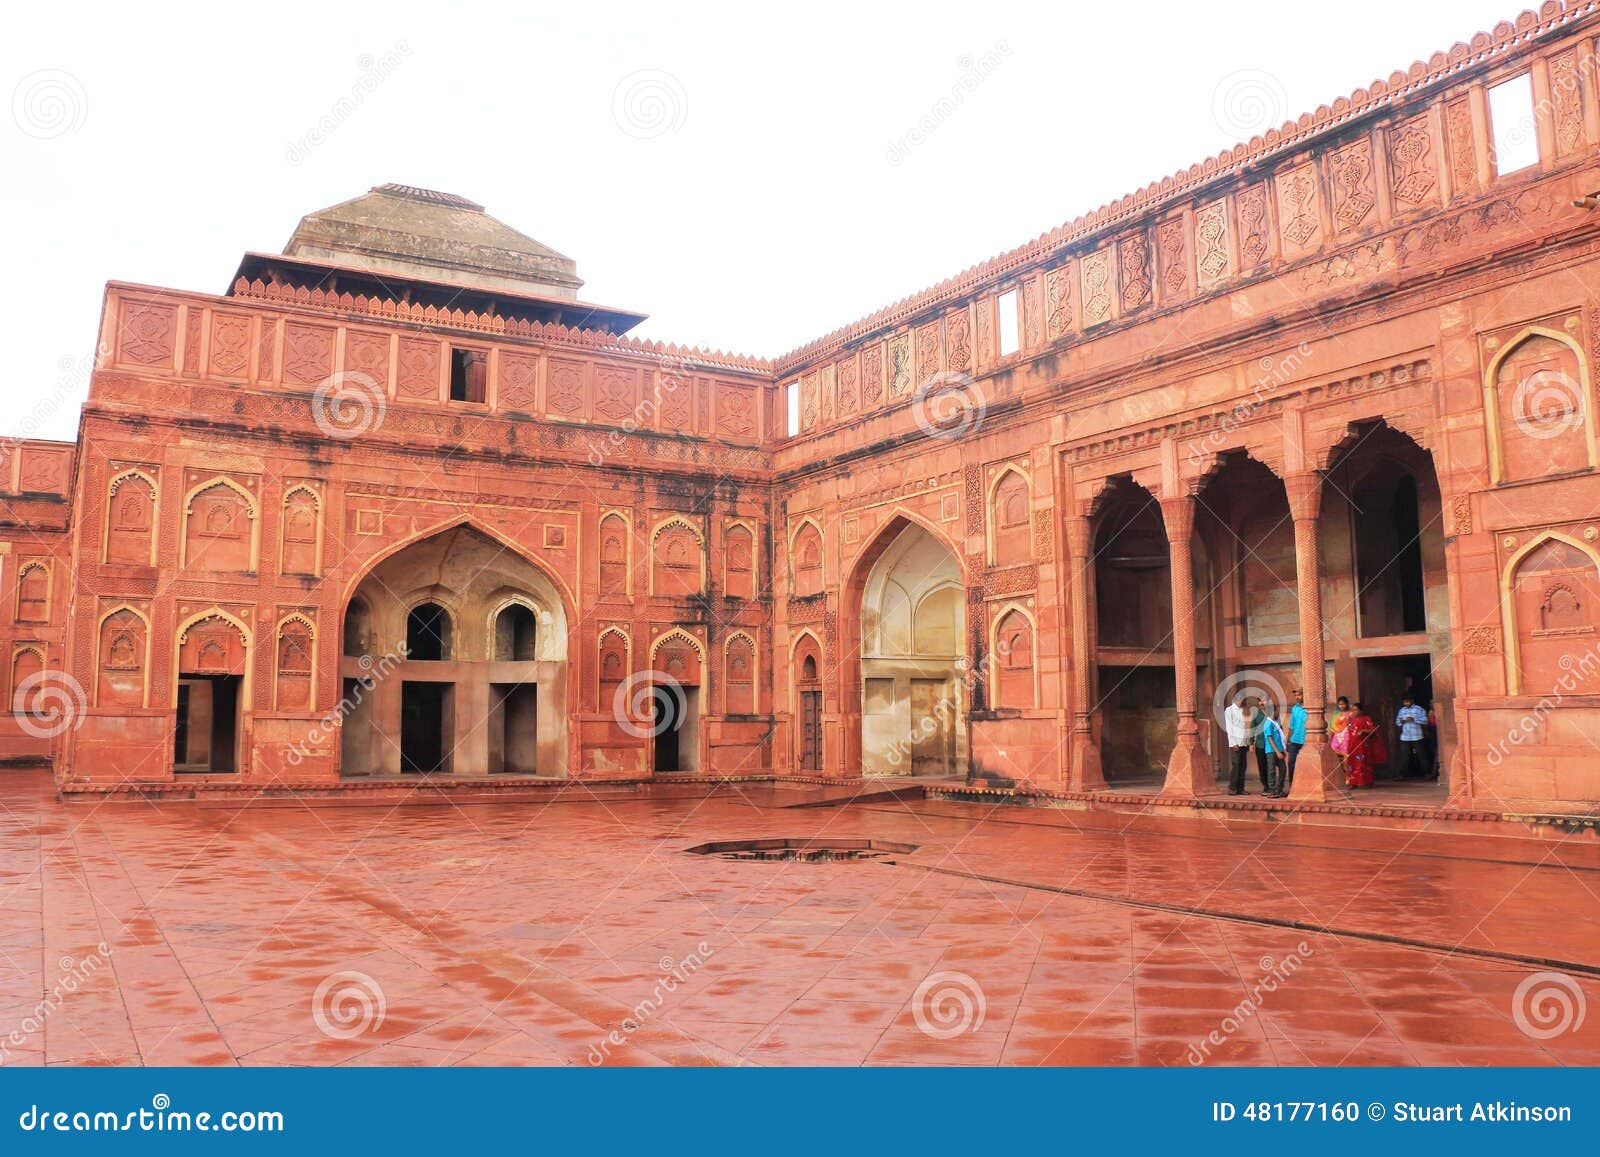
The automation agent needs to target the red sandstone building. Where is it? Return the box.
[5,4,1600,815]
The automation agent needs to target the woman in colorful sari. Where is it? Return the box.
[1342,702,1383,789]
[1328,696,1352,781]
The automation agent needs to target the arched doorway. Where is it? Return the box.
[1323,422,1454,785]
[1090,478,1176,787]
[848,518,967,777]
[339,524,570,777]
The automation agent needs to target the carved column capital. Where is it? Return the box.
[1158,494,1196,544]
[1283,471,1324,522]
[1065,514,1093,559]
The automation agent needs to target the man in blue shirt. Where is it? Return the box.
[1285,688,1308,794]
[1257,704,1288,798]
[1395,694,1429,780]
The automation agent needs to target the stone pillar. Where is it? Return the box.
[374,669,404,776]
[1159,495,1213,796]
[1065,515,1106,790]
[454,670,490,775]
[1283,472,1345,802]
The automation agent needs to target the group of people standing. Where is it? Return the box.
[1223,688,1438,795]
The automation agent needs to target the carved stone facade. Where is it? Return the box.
[5,7,1600,815]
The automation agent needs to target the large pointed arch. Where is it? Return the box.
[841,511,969,778]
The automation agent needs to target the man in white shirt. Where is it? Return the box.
[1224,693,1252,795]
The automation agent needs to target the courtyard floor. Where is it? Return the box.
[1,770,1598,1066]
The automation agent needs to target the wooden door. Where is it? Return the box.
[799,690,822,771]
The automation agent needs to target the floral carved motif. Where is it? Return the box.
[888,333,912,397]
[861,343,884,407]
[946,310,971,373]
[396,338,439,400]
[1551,50,1584,156]
[1446,98,1476,196]
[1238,185,1270,267]
[283,323,334,386]
[547,360,585,417]
[120,303,177,366]
[1044,266,1074,339]
[1195,201,1230,286]
[1119,232,1151,311]
[1279,168,1320,248]
[498,352,537,411]
[210,314,251,377]
[1158,219,1186,296]
[837,356,859,416]
[1081,251,1112,326]
[1389,117,1438,207]
[1329,139,1376,232]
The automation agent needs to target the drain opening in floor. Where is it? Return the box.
[683,837,919,863]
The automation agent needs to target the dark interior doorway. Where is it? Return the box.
[405,603,452,661]
[401,681,452,773]
[1356,654,1435,780]
[490,683,538,774]
[652,683,697,772]
[1097,665,1177,784]
[1354,469,1427,637]
[174,674,241,773]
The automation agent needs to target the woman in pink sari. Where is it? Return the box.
[1341,702,1385,789]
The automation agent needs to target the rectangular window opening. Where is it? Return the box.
[997,289,1020,356]
[786,380,800,437]
[1488,73,1540,176]
[449,347,487,403]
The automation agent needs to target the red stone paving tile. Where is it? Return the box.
[0,774,1596,1067]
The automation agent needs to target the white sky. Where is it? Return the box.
[4,0,1521,443]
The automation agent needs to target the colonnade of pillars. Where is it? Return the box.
[1064,473,1345,801]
